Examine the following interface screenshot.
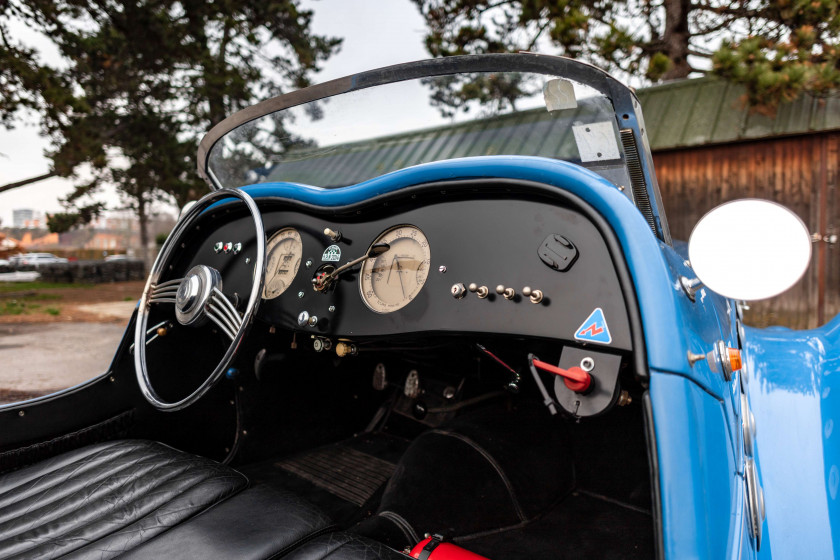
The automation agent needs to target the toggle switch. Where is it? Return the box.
[495,285,515,300]
[323,228,342,242]
[522,287,544,304]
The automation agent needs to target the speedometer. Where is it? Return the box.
[360,225,430,313]
[263,228,302,299]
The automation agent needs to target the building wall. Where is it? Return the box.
[652,132,839,329]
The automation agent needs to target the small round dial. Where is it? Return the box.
[360,225,430,313]
[263,228,302,299]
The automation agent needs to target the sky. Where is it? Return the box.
[0,0,429,226]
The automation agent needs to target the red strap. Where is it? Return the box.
[531,359,591,392]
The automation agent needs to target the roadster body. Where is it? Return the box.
[0,54,837,560]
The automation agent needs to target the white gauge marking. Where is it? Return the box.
[263,228,303,299]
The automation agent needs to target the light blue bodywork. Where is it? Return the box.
[240,155,840,559]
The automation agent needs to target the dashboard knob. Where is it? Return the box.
[468,283,478,293]
[335,342,357,357]
[529,289,544,304]
[307,315,318,327]
[323,227,342,242]
[297,311,310,327]
[476,286,489,299]
[522,286,532,297]
[451,283,467,299]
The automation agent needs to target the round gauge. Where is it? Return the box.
[360,225,431,313]
[263,228,303,299]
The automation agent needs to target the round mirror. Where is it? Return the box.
[688,199,811,301]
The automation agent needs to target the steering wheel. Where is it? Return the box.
[134,188,266,411]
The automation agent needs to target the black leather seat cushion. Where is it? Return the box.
[0,439,247,559]
[120,484,335,560]
[282,532,409,560]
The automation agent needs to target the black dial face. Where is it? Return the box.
[359,225,430,314]
[263,228,302,299]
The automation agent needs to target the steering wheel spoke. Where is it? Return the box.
[206,288,243,342]
[147,277,183,304]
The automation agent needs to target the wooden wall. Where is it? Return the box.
[651,132,839,329]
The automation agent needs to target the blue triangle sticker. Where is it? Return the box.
[574,308,612,345]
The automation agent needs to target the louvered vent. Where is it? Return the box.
[620,128,657,237]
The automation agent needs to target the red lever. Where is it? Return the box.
[532,359,591,392]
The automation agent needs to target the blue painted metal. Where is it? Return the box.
[742,316,840,559]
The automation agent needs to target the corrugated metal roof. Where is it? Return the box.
[262,77,840,185]
[636,77,840,150]
[265,96,611,186]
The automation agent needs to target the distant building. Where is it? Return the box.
[12,209,41,229]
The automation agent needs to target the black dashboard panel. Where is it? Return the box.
[176,186,632,352]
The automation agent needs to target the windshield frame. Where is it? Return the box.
[196,53,670,243]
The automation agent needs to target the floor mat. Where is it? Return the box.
[455,491,654,560]
[239,432,411,523]
[276,445,397,506]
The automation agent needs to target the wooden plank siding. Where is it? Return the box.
[652,132,840,329]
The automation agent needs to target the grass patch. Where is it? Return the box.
[46,307,61,316]
[123,296,136,301]
[0,300,40,315]
[0,282,93,294]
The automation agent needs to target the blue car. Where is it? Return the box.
[0,54,832,560]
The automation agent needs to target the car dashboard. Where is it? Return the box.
[160,178,637,419]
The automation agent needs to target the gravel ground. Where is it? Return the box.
[0,322,128,403]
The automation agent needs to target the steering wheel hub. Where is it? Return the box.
[175,265,222,326]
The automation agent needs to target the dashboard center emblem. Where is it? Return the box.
[322,245,341,262]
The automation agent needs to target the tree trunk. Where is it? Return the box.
[137,195,150,270]
[661,0,692,80]
[0,171,58,194]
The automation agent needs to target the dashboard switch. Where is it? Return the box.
[451,283,467,299]
[323,227,342,242]
[529,290,544,304]
[476,286,489,299]
[213,242,224,254]
[496,285,515,300]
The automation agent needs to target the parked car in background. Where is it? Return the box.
[0,259,9,267]
[8,252,69,267]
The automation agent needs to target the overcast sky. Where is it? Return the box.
[0,0,428,226]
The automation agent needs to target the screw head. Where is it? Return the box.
[328,305,336,313]
[298,291,305,298]
[438,265,447,273]
[305,259,314,268]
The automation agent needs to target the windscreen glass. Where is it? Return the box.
[208,71,631,190]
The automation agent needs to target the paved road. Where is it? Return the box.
[0,323,127,395]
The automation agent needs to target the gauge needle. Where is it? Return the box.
[392,256,406,298]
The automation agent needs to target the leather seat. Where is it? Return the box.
[282,532,409,560]
[0,439,247,559]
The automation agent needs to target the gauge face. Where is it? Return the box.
[360,225,430,313]
[263,228,303,299]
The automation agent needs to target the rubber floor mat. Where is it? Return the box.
[277,445,397,506]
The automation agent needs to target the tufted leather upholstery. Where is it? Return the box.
[283,532,410,560]
[0,439,247,559]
